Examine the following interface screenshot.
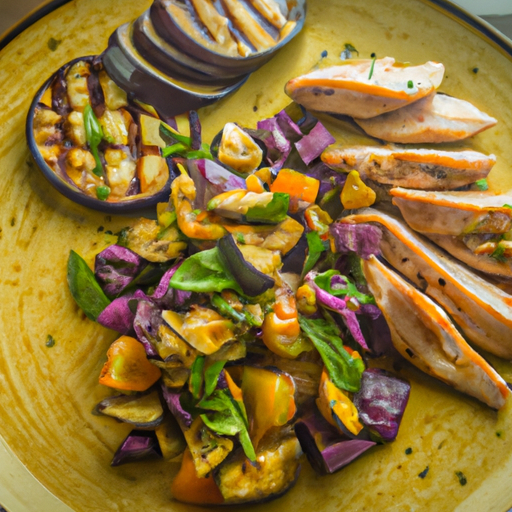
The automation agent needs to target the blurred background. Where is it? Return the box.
[1,0,511,39]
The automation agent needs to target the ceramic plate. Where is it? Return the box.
[1,1,512,511]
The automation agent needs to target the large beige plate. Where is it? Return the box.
[1,0,512,511]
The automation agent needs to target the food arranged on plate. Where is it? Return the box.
[25,0,512,505]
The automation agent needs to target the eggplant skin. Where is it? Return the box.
[215,436,302,505]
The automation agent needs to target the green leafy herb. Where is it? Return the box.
[496,430,503,438]
[245,193,290,224]
[475,178,488,191]
[455,471,467,486]
[169,247,242,294]
[405,447,413,455]
[83,104,104,178]
[198,389,256,461]
[162,143,188,158]
[491,243,507,263]
[302,231,328,278]
[344,43,359,55]
[96,186,111,201]
[67,250,111,321]
[45,335,56,347]
[368,57,377,80]
[160,122,192,147]
[204,360,227,397]
[298,315,365,392]
[314,269,376,305]
[407,80,414,88]
[189,356,206,399]
[47,37,61,51]
[418,466,429,479]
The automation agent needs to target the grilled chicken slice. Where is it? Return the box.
[321,146,495,190]
[354,93,497,143]
[363,255,509,409]
[285,57,444,119]
[390,188,512,235]
[340,208,512,359]
[426,233,512,280]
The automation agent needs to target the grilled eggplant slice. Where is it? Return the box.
[321,146,495,191]
[215,433,302,504]
[96,390,164,428]
[363,255,509,409]
[341,209,512,359]
[390,188,512,235]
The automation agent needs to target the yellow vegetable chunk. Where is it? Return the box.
[140,114,167,148]
[218,122,263,173]
[341,170,376,209]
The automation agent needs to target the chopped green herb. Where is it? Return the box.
[405,447,413,455]
[10,217,15,227]
[345,43,359,55]
[47,37,62,51]
[235,233,245,244]
[97,226,104,233]
[472,67,479,74]
[368,57,377,80]
[503,204,512,209]
[302,231,328,278]
[496,430,503,438]
[45,335,56,347]
[418,466,429,479]
[83,104,104,177]
[162,142,188,158]
[407,80,414,89]
[96,186,111,201]
[475,178,488,191]
[455,471,467,486]
[192,209,201,216]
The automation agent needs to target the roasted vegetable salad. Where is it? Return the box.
[65,54,512,505]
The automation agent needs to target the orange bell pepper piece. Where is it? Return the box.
[99,335,161,391]
[171,448,224,505]
[270,168,320,204]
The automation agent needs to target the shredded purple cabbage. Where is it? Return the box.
[330,223,382,260]
[295,407,375,474]
[149,262,192,310]
[295,121,335,165]
[111,430,161,466]
[95,245,147,297]
[162,386,193,428]
[97,289,148,334]
[133,300,163,358]
[354,368,411,442]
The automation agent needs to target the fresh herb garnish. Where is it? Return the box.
[405,447,413,455]
[83,104,105,178]
[475,178,488,191]
[204,360,227,397]
[302,231,328,278]
[491,243,507,263]
[455,471,467,486]
[45,335,56,347]
[96,186,111,201]
[407,80,414,88]
[47,37,61,51]
[368,57,377,80]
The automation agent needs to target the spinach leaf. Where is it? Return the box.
[83,104,104,178]
[169,247,242,293]
[198,389,256,461]
[67,250,111,321]
[298,315,364,392]
[314,269,375,305]
[302,230,328,277]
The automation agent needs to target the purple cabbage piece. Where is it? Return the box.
[188,159,246,209]
[257,115,292,170]
[307,275,369,351]
[133,300,163,358]
[162,385,193,428]
[353,368,411,442]
[97,289,148,334]
[149,262,192,310]
[308,161,346,197]
[294,408,375,475]
[111,430,162,466]
[363,314,399,357]
[330,223,382,260]
[295,121,336,165]
[95,245,148,297]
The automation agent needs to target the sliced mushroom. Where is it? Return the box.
[340,208,512,359]
[390,188,512,235]
[285,57,444,119]
[354,93,497,144]
[321,146,495,191]
[363,255,509,409]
